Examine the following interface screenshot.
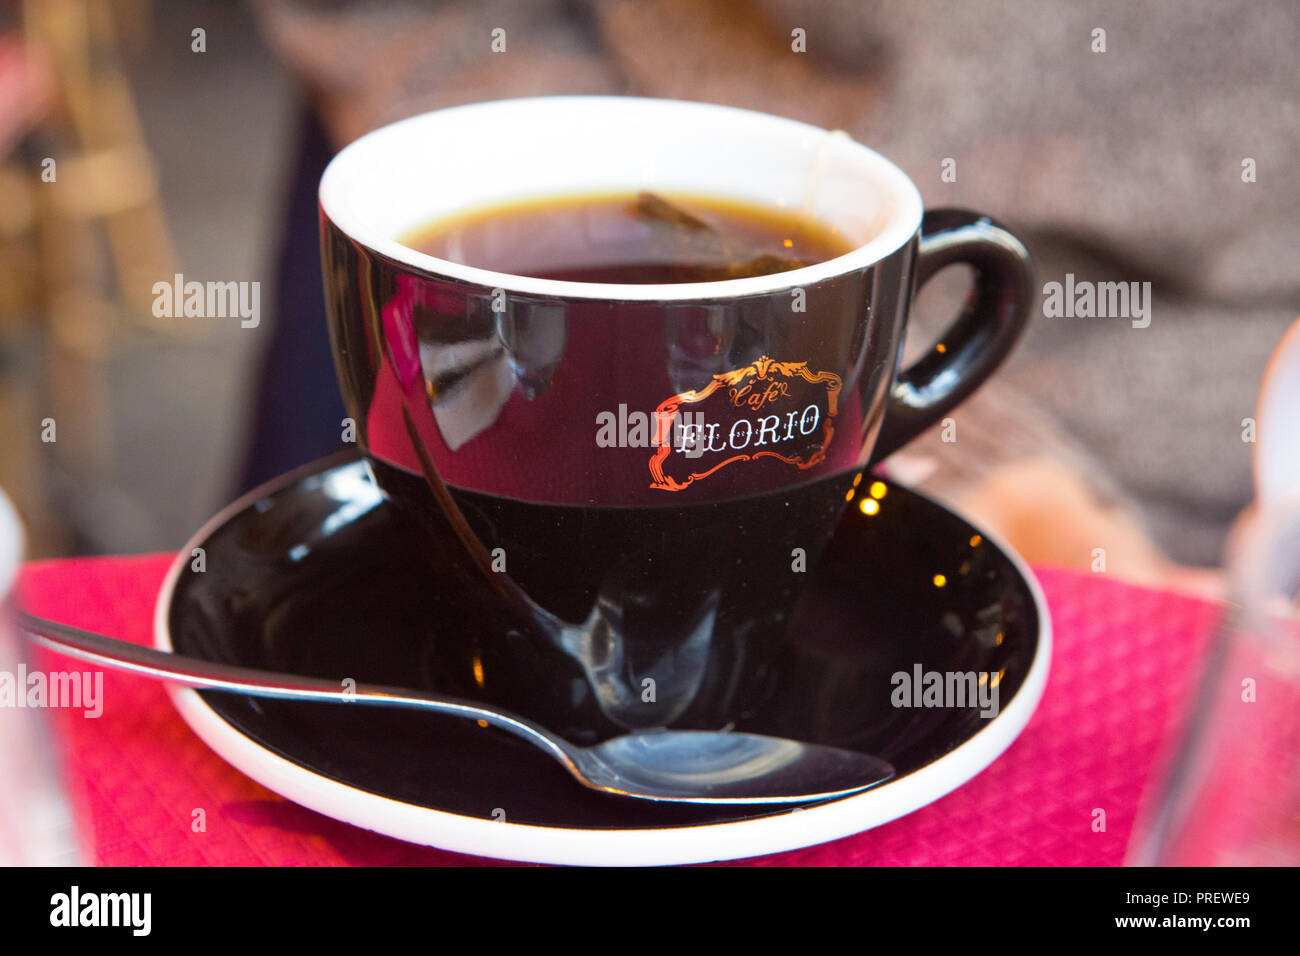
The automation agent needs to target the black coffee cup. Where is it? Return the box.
[319,97,1034,742]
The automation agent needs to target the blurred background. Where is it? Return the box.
[0,0,1296,587]
[0,0,290,557]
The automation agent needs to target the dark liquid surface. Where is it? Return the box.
[400,191,859,283]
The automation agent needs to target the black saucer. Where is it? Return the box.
[157,455,1048,862]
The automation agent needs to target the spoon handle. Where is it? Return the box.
[16,611,569,764]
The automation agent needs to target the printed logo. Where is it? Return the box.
[648,355,841,491]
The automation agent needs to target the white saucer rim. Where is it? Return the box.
[153,456,1052,866]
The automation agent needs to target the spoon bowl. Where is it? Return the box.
[579,729,894,804]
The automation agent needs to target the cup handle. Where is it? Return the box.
[870,208,1036,461]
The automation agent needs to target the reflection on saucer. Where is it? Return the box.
[156,455,1049,865]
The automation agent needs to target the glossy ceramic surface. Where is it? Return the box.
[319,99,1035,732]
[157,456,1048,860]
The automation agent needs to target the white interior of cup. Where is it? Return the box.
[319,96,923,301]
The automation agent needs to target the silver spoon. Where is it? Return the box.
[18,612,894,805]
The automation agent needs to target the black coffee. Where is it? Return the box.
[401,191,857,283]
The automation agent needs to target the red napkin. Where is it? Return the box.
[17,555,1219,865]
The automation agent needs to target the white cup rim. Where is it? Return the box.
[319,95,923,301]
